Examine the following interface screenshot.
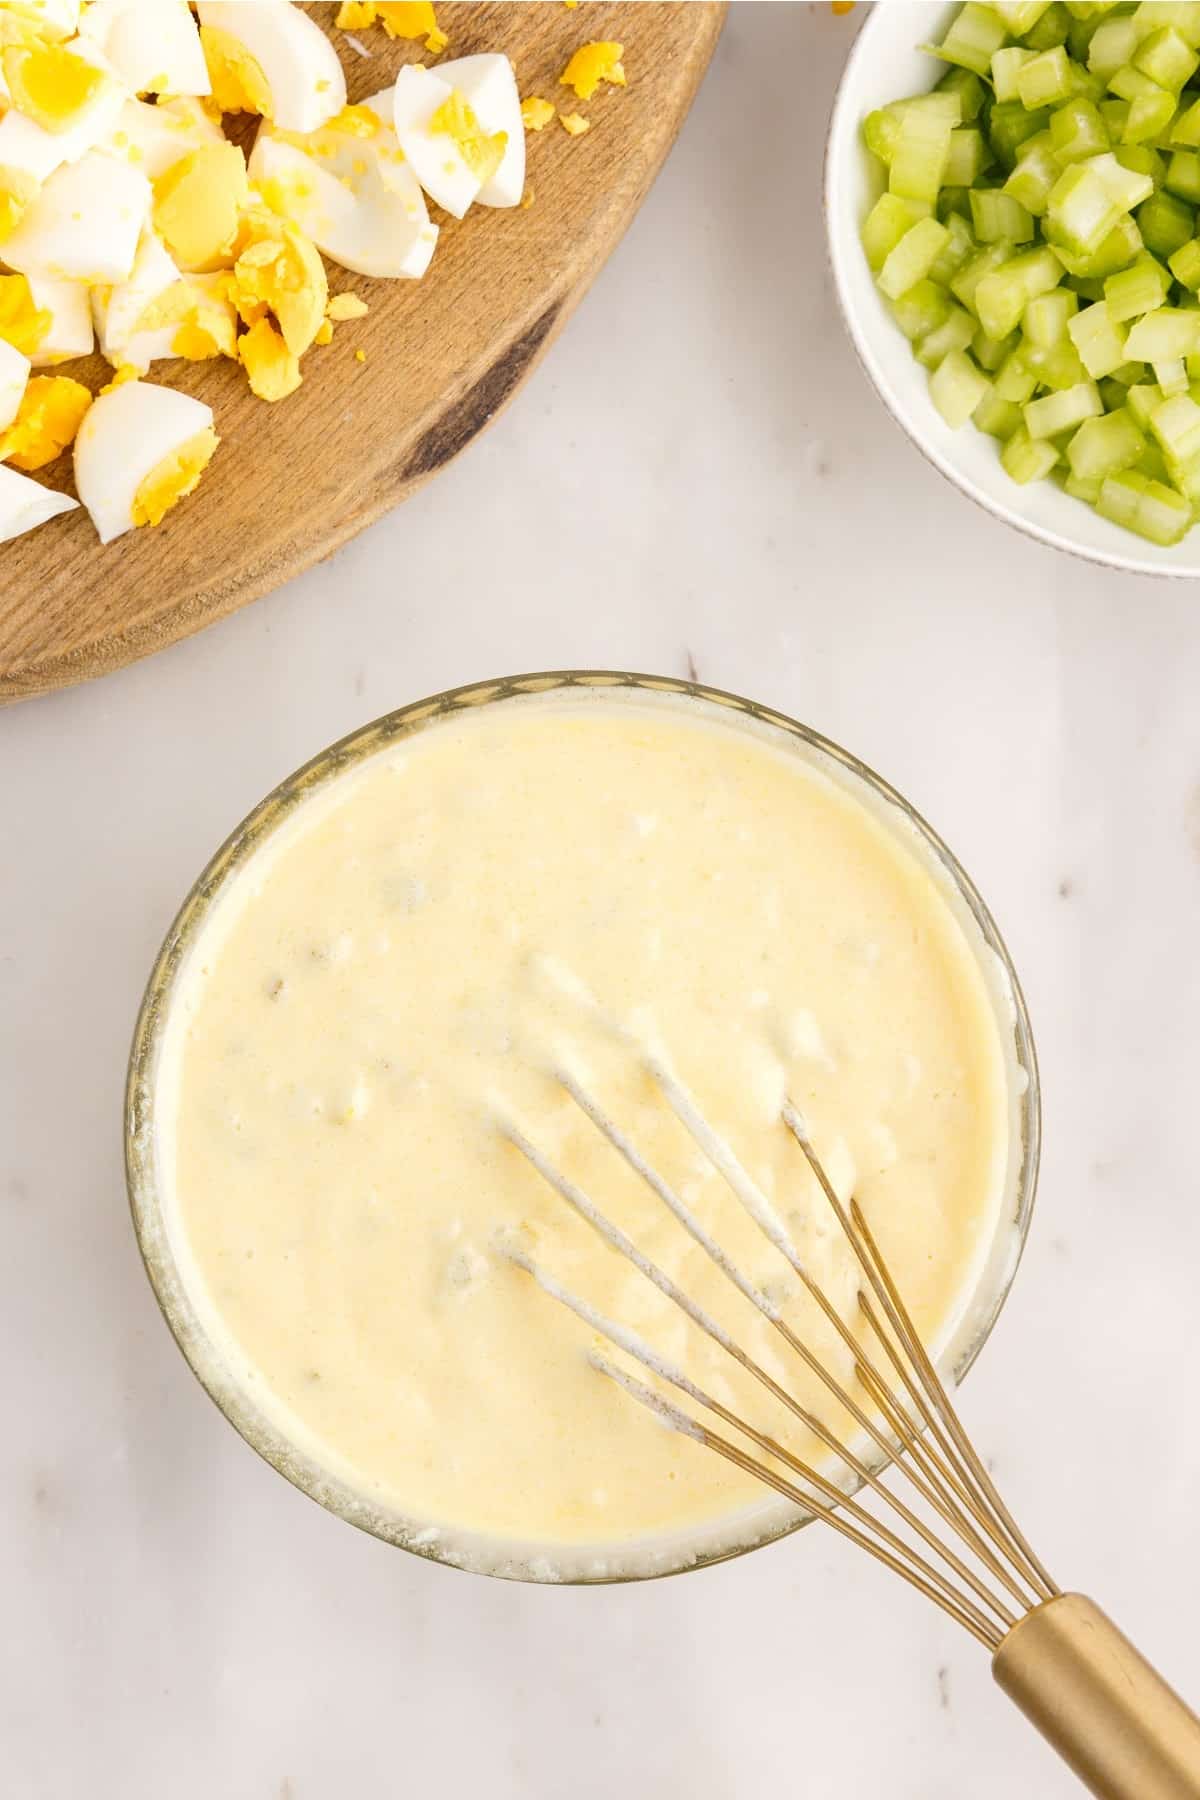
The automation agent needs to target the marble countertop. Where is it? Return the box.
[4,6,1199,1796]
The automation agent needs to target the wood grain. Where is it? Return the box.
[0,2,724,702]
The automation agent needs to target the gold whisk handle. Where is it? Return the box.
[993,1594,1200,1799]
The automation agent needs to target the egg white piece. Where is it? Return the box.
[0,0,81,42]
[93,228,182,371]
[0,462,77,542]
[73,377,213,544]
[0,36,127,188]
[79,0,211,97]
[105,95,224,181]
[249,90,437,280]
[26,273,94,364]
[432,55,523,208]
[197,0,346,134]
[392,64,484,220]
[0,335,31,432]
[2,149,151,283]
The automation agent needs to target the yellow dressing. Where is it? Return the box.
[130,425,218,527]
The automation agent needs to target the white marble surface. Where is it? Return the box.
[4,6,1200,1795]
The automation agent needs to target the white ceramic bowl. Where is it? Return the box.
[825,1,1200,578]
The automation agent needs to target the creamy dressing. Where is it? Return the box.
[155,691,1015,1561]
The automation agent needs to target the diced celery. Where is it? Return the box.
[1065,470,1104,502]
[1136,188,1196,256]
[929,348,993,425]
[1148,391,1200,458]
[938,66,988,123]
[929,209,978,283]
[1165,149,1200,203]
[1024,286,1079,344]
[1123,305,1200,358]
[989,100,1052,166]
[1026,339,1090,385]
[1066,404,1146,475]
[1049,97,1111,162]
[1116,143,1166,185]
[993,45,1036,103]
[891,279,953,342]
[1168,446,1200,501]
[974,391,1026,437]
[1088,17,1140,79]
[993,0,1052,30]
[1024,2,1072,51]
[1017,45,1077,107]
[945,126,989,186]
[1004,138,1062,214]
[878,217,952,299]
[861,193,930,271]
[1168,235,1200,286]
[952,241,1016,310]
[1132,26,1199,90]
[1002,424,1062,479]
[1100,96,1131,139]
[1090,151,1156,211]
[890,108,956,205]
[1188,360,1200,382]
[1153,355,1189,394]
[1123,88,1177,145]
[865,98,960,165]
[1024,379,1104,434]
[1108,63,1165,103]
[1104,252,1170,318]
[1053,213,1143,277]
[970,188,1036,242]
[1095,468,1191,541]
[1098,375,1130,408]
[1068,297,1129,373]
[1138,440,1171,483]
[995,346,1041,399]
[1109,360,1148,384]
[973,323,1021,369]
[1046,161,1123,253]
[976,244,1065,336]
[915,304,980,366]
[1131,3,1200,50]
[1170,95,1200,146]
[932,5,1011,76]
[1125,379,1165,424]
[939,185,975,222]
[1070,276,1108,300]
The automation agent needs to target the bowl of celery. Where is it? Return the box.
[825,0,1200,575]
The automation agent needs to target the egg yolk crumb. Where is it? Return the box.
[239,317,302,403]
[131,425,219,527]
[335,2,448,54]
[430,90,506,184]
[354,347,366,362]
[326,292,369,323]
[520,95,555,132]
[314,318,334,346]
[0,373,91,470]
[232,209,327,356]
[99,363,139,395]
[1,40,106,132]
[0,168,41,245]
[559,41,625,101]
[199,24,273,119]
[154,142,249,271]
[559,111,590,137]
[0,272,51,356]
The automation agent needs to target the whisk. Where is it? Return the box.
[498,1048,1200,1800]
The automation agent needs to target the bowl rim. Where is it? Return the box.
[823,1,1200,582]
[125,668,1042,1584]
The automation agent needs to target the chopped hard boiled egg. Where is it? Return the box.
[434,55,523,208]
[0,1,80,44]
[334,2,447,55]
[0,334,31,430]
[1,37,107,133]
[25,273,93,363]
[0,270,50,356]
[0,33,125,196]
[559,41,625,102]
[0,460,77,541]
[93,227,184,370]
[152,138,247,271]
[196,0,346,133]
[520,95,555,132]
[0,370,90,468]
[238,315,299,401]
[77,0,210,99]
[73,376,217,541]
[559,111,590,137]
[393,63,509,219]
[2,147,150,282]
[105,94,225,181]
[249,91,437,280]
[231,205,326,355]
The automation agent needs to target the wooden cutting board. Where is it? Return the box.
[0,1,724,702]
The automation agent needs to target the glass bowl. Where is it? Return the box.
[126,671,1041,1582]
